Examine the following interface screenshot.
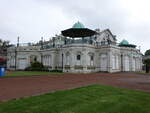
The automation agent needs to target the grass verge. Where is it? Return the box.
[4,71,63,77]
[0,84,150,113]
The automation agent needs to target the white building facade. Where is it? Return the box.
[7,22,142,73]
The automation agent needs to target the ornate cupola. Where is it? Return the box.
[61,21,96,38]
[119,39,136,48]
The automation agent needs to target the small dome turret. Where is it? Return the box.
[72,21,85,29]
[120,39,129,45]
[119,39,136,48]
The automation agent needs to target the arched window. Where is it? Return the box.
[34,57,37,62]
[77,55,81,60]
[43,55,51,66]
[88,52,94,66]
[112,54,119,70]
[91,56,94,61]
[66,52,70,65]
[10,56,15,66]
[116,55,119,69]
[76,52,82,65]
[100,54,108,71]
[45,55,48,66]
[112,54,115,69]
[48,55,51,66]
[30,55,37,63]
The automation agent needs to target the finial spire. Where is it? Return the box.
[17,36,20,47]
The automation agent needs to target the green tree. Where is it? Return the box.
[0,39,12,53]
[0,39,12,67]
[0,39,10,48]
[144,59,150,73]
[145,49,150,56]
[144,49,150,73]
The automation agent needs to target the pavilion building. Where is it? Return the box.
[7,22,142,73]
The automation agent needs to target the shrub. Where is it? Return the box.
[50,69,63,73]
[25,61,49,71]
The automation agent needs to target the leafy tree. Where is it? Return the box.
[144,59,150,73]
[0,39,11,48]
[145,49,150,56]
[144,49,150,73]
[0,39,12,67]
[0,39,12,54]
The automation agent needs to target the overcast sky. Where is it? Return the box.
[0,0,150,53]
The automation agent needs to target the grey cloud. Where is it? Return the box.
[0,0,149,53]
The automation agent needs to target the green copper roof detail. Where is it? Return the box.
[119,39,136,48]
[120,39,129,45]
[72,21,85,28]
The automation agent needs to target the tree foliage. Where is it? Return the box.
[144,50,150,73]
[0,39,11,48]
[0,39,11,66]
[0,39,13,55]
[143,59,150,66]
[145,49,150,56]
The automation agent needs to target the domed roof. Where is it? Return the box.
[120,39,129,45]
[72,21,85,29]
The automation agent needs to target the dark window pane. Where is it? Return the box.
[91,56,94,61]
[77,55,81,60]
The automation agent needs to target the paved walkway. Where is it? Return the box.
[0,72,150,101]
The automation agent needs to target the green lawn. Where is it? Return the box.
[5,71,62,77]
[0,85,150,113]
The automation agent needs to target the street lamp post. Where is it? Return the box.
[62,53,63,70]
[15,37,20,70]
[14,50,17,70]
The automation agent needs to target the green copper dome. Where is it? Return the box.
[120,39,129,45]
[72,21,85,29]
[119,39,136,48]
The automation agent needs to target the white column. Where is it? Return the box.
[108,52,112,72]
[82,49,87,73]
